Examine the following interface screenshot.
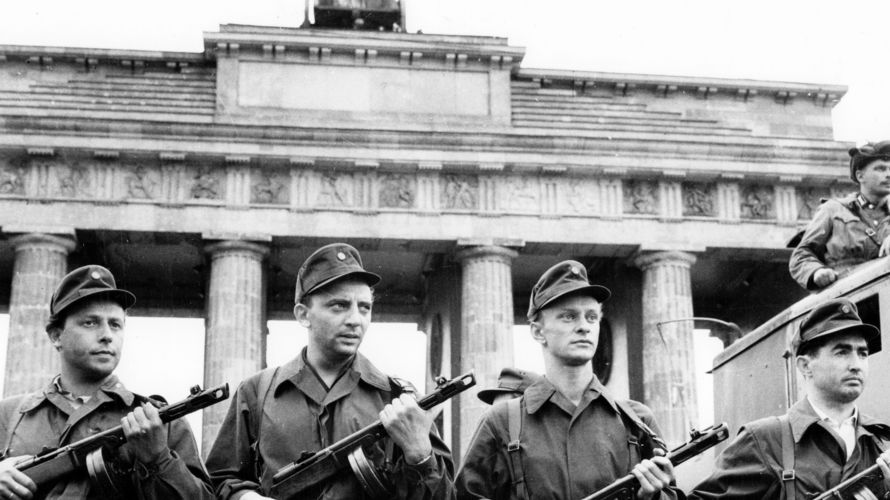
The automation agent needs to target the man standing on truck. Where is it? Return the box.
[688,298,890,499]
[790,141,890,290]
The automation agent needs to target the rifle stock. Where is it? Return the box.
[14,383,229,492]
[580,422,730,500]
[270,371,476,500]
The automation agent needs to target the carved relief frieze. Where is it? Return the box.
[251,168,289,205]
[378,173,415,209]
[123,164,160,200]
[441,174,478,210]
[316,171,353,207]
[682,182,717,217]
[796,186,830,221]
[500,175,539,212]
[53,162,91,198]
[561,178,599,215]
[0,159,26,196]
[740,184,775,219]
[189,166,223,201]
[623,180,659,215]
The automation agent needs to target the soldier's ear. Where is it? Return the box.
[795,355,812,378]
[530,321,546,346]
[46,328,62,351]
[294,303,311,328]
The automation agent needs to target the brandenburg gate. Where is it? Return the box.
[0,24,848,455]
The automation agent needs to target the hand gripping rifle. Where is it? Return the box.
[813,464,887,500]
[14,384,229,496]
[580,422,730,500]
[270,372,476,500]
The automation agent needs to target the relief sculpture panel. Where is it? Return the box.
[441,174,478,210]
[796,186,830,221]
[189,166,223,201]
[500,175,539,213]
[740,184,775,219]
[561,178,599,215]
[251,168,289,205]
[378,174,415,209]
[623,180,659,215]
[124,164,160,200]
[53,162,91,198]
[316,171,353,207]
[0,159,25,196]
[682,182,717,217]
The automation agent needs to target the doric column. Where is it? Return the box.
[633,250,698,445]
[455,245,518,453]
[202,240,268,453]
[5,233,76,396]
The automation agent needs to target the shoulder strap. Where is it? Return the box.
[777,415,797,500]
[252,367,280,455]
[505,397,529,500]
[613,399,668,457]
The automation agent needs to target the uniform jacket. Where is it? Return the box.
[205,350,455,500]
[790,193,890,289]
[0,376,213,500]
[454,376,683,500]
[688,398,890,500]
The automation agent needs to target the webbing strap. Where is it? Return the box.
[778,415,797,500]
[506,397,529,500]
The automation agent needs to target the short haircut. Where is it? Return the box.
[45,294,128,335]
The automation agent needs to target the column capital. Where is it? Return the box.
[633,250,697,270]
[9,233,77,254]
[455,244,519,263]
[204,240,270,259]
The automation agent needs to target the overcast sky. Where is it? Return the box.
[0,0,887,141]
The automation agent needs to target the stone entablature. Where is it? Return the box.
[0,149,852,227]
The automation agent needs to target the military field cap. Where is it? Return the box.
[791,298,881,356]
[477,367,542,405]
[527,260,611,320]
[849,140,890,183]
[50,265,136,316]
[295,243,381,303]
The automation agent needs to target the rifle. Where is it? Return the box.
[580,422,730,500]
[270,371,476,500]
[813,463,886,500]
[14,383,229,496]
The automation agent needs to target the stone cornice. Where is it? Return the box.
[205,25,525,70]
[0,44,207,69]
[517,68,847,105]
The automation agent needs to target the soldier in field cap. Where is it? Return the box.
[457,260,681,500]
[206,243,455,500]
[690,297,890,499]
[0,265,213,500]
[790,141,890,290]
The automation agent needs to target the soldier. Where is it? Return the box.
[688,298,890,499]
[205,243,454,499]
[790,141,890,290]
[455,260,680,500]
[476,368,542,406]
[0,265,213,499]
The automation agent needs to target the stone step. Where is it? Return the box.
[2,88,214,103]
[30,83,216,97]
[511,119,750,134]
[512,97,646,110]
[64,78,215,89]
[0,91,215,110]
[0,105,213,123]
[511,112,718,127]
[0,98,215,115]
[105,72,214,81]
[513,107,684,119]
[511,89,615,101]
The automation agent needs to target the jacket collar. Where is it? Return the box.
[788,397,890,443]
[523,374,617,415]
[275,348,391,398]
[20,374,135,414]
